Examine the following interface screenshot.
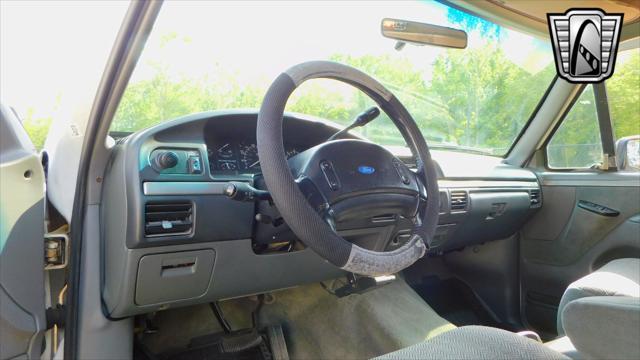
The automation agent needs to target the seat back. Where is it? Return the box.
[558,258,640,359]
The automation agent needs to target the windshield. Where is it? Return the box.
[111,0,556,156]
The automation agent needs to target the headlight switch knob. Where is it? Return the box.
[154,151,179,170]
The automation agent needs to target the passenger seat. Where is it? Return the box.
[556,258,640,334]
[550,258,640,359]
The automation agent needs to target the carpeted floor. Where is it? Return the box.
[254,279,455,359]
[411,277,500,328]
[139,278,456,359]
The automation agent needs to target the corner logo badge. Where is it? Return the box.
[548,9,623,83]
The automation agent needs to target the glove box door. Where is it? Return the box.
[135,249,215,306]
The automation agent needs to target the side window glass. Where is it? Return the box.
[547,86,602,169]
[607,49,640,171]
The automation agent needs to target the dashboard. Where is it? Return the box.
[101,110,542,319]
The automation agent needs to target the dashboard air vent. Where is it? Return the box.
[450,190,468,211]
[145,202,193,236]
[529,189,541,207]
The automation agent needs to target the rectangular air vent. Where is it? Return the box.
[450,190,468,211]
[145,202,193,236]
[529,189,541,207]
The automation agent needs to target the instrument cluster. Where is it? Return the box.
[207,141,301,173]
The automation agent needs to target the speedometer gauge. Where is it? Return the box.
[217,143,234,158]
[239,142,260,170]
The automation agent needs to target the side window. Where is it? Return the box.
[547,86,602,169]
[607,49,640,171]
[608,49,640,140]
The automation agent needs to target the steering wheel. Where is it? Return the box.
[257,61,439,276]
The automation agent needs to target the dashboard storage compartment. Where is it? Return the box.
[442,191,533,251]
[135,249,215,306]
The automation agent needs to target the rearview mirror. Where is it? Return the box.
[616,135,640,171]
[381,18,467,49]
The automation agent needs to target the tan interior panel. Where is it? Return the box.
[489,0,640,25]
[449,0,640,38]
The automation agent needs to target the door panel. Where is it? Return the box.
[520,172,640,336]
[0,105,47,359]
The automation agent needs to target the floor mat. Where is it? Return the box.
[138,304,223,355]
[160,332,271,360]
[165,346,265,360]
[253,278,455,359]
[138,279,456,360]
[412,277,499,328]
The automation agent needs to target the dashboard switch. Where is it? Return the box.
[188,156,202,174]
[224,181,271,202]
[153,151,179,170]
[393,160,411,185]
[320,160,340,191]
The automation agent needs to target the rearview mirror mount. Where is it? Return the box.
[381,18,467,49]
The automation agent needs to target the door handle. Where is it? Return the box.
[577,200,620,217]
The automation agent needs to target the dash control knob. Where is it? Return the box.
[154,151,179,170]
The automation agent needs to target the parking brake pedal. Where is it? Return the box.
[333,273,396,297]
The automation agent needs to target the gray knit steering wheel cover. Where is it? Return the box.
[257,61,439,276]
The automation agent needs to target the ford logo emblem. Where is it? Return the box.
[358,166,375,174]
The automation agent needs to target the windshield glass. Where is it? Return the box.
[111,0,556,156]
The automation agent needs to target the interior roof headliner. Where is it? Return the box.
[442,0,640,41]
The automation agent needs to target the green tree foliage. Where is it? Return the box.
[548,52,639,168]
[110,48,638,157]
[547,87,602,168]
[608,52,640,138]
[113,62,265,132]
[430,46,555,152]
[23,34,638,158]
[21,108,52,150]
